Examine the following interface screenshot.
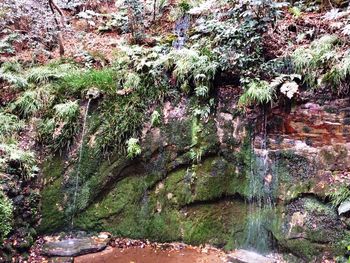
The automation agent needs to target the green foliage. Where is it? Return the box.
[53,100,79,123]
[329,186,350,207]
[123,72,141,90]
[292,35,341,88]
[12,90,43,118]
[59,68,117,95]
[11,87,54,118]
[192,0,286,75]
[27,64,74,84]
[1,61,22,73]
[0,62,28,89]
[37,100,80,152]
[126,137,141,158]
[99,6,129,33]
[165,48,217,97]
[151,110,161,127]
[270,74,301,99]
[289,6,302,18]
[0,112,24,140]
[0,191,13,242]
[0,143,37,180]
[0,33,18,55]
[239,79,274,107]
[178,0,191,13]
[323,52,350,94]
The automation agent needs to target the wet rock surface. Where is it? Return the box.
[39,94,350,261]
[227,250,275,263]
[41,233,110,257]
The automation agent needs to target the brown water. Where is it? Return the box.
[75,246,225,263]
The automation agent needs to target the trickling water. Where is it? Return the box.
[173,16,190,49]
[71,98,92,228]
[244,108,277,254]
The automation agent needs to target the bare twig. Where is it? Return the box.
[48,0,65,56]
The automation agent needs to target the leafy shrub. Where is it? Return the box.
[52,101,80,152]
[0,33,18,55]
[123,72,141,90]
[193,0,286,76]
[178,0,191,13]
[322,52,350,94]
[12,91,43,118]
[99,10,129,33]
[289,6,302,18]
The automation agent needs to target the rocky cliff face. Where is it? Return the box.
[39,87,350,261]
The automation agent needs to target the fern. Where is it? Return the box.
[1,61,22,73]
[53,100,79,122]
[270,74,301,99]
[12,90,42,118]
[239,80,274,107]
[322,52,350,93]
[329,186,350,207]
[27,64,74,84]
[292,35,340,87]
[12,87,54,118]
[165,48,217,98]
[0,71,28,89]
[0,113,24,140]
[123,72,141,90]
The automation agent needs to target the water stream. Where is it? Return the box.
[173,15,190,49]
[244,108,277,254]
[71,98,92,228]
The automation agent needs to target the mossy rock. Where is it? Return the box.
[39,157,66,233]
[274,197,345,260]
[182,200,248,249]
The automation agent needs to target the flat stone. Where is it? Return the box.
[338,200,350,215]
[227,250,275,263]
[42,236,110,257]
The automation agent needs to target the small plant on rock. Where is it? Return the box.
[126,137,141,158]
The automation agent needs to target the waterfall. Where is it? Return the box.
[244,108,277,254]
[173,15,190,49]
[71,98,92,228]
